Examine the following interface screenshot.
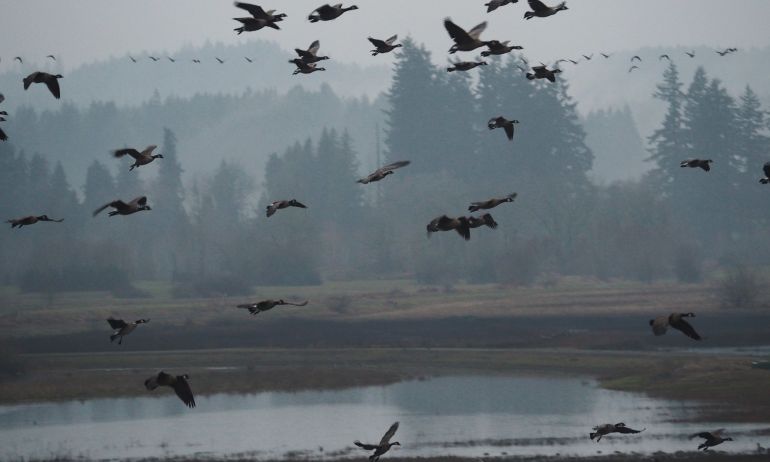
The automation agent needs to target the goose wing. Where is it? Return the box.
[284,300,309,307]
[527,0,550,12]
[650,315,669,336]
[142,145,158,156]
[235,2,270,19]
[93,200,126,217]
[504,122,514,140]
[385,35,398,45]
[690,431,715,440]
[354,441,378,451]
[129,196,148,207]
[381,160,410,172]
[763,162,770,179]
[23,72,40,90]
[0,127,6,141]
[172,375,196,408]
[379,421,399,446]
[290,200,308,209]
[467,22,488,40]
[314,4,337,15]
[615,425,645,434]
[144,371,172,390]
[44,76,61,99]
[266,203,278,217]
[368,37,387,48]
[114,148,142,159]
[444,19,473,44]
[671,316,701,340]
[107,318,127,329]
[307,40,321,55]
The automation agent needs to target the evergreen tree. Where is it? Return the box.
[83,160,116,213]
[647,62,685,195]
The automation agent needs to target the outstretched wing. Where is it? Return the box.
[385,35,398,45]
[381,160,410,172]
[444,18,472,44]
[107,318,127,329]
[130,196,148,207]
[650,315,668,336]
[504,123,514,140]
[308,40,321,55]
[368,37,387,48]
[93,200,123,217]
[690,431,714,440]
[354,441,378,451]
[235,2,269,19]
[527,0,550,12]
[173,376,196,408]
[467,22,488,40]
[379,421,399,446]
[0,127,6,141]
[314,4,336,15]
[114,148,142,159]
[284,300,309,307]
[45,78,61,99]
[616,426,645,434]
[673,317,702,340]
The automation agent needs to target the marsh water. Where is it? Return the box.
[0,375,766,461]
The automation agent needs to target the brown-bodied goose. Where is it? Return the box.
[468,213,498,229]
[93,196,151,217]
[23,72,63,99]
[358,160,410,184]
[488,116,519,140]
[369,35,402,56]
[237,299,309,315]
[308,4,358,22]
[759,162,770,184]
[526,64,562,82]
[145,371,196,408]
[469,193,517,212]
[486,0,518,13]
[295,40,329,64]
[354,421,400,461]
[444,18,490,54]
[690,430,733,450]
[233,2,286,34]
[290,60,326,75]
[266,199,307,217]
[448,60,487,72]
[481,40,523,57]
[649,312,702,340]
[114,145,163,171]
[427,215,471,241]
[107,318,149,345]
[590,423,645,442]
[524,0,568,19]
[680,158,713,171]
[7,215,63,229]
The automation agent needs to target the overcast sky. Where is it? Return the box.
[2,0,770,70]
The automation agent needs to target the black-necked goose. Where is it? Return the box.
[266,199,307,217]
[488,116,519,140]
[354,421,400,461]
[590,423,645,442]
[93,196,151,217]
[114,145,163,171]
[295,40,329,63]
[308,4,358,22]
[485,0,518,13]
[7,215,63,229]
[107,318,149,345]
[680,158,712,171]
[481,40,523,57]
[369,35,402,56]
[469,193,517,212]
[234,2,286,32]
[524,0,568,19]
[427,215,471,241]
[23,72,63,99]
[444,18,490,54]
[145,371,196,408]
[526,64,561,82]
[448,60,487,72]
[358,161,410,184]
[237,299,309,315]
[690,430,733,450]
[649,312,702,340]
[290,59,326,75]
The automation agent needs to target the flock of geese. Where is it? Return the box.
[0,0,758,457]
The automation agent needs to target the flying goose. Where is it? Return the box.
[659,54,670,61]
[234,2,286,34]
[216,57,225,64]
[354,421,400,461]
[145,371,196,408]
[308,4,358,22]
[628,65,639,73]
[149,56,160,62]
[7,215,63,229]
[427,215,471,241]
[524,0,568,19]
[444,18,490,54]
[266,199,307,217]
[358,160,410,184]
[485,0,518,13]
[590,423,645,442]
[93,196,151,217]
[582,53,593,60]
[14,57,23,64]
[0,126,6,142]
[369,35,402,56]
[233,16,280,34]
[758,162,770,184]
[192,59,201,63]
[469,193,517,212]
[107,318,149,345]
[23,72,63,99]
[114,145,163,171]
[680,158,712,171]
[468,213,498,229]
[649,312,702,340]
[481,40,523,57]
[237,299,309,315]
[46,55,56,61]
[290,59,326,75]
[526,64,561,82]
[295,40,329,63]
[129,56,137,63]
[685,50,696,58]
[690,430,733,450]
[600,52,611,58]
[448,60,487,72]
[488,116,519,140]
[167,56,175,62]
[631,55,642,62]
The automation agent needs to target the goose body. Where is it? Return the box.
[234,2,286,33]
[354,421,400,462]
[690,431,733,451]
[481,40,523,57]
[444,18,489,54]
[266,199,307,217]
[107,318,149,345]
[23,72,63,99]
[680,158,712,171]
[526,65,562,82]
[486,0,518,13]
[448,60,487,72]
[290,59,326,74]
[7,215,63,229]
[358,160,410,184]
[590,423,645,442]
[369,35,402,56]
[427,215,471,241]
[524,0,567,19]
[469,193,517,212]
[237,299,309,315]
[93,196,151,217]
[759,162,770,184]
[488,116,519,140]
[114,145,163,171]
[295,40,329,64]
[649,312,702,340]
[145,371,196,408]
[309,4,358,22]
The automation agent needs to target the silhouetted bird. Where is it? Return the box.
[216,57,225,63]
[448,60,487,72]
[690,431,733,451]
[600,52,611,58]
[145,372,196,408]
[444,18,490,53]
[149,56,160,61]
[237,299,309,315]
[631,55,641,62]
[308,4,358,22]
[234,2,286,33]
[46,55,56,61]
[659,54,670,61]
[167,56,175,62]
[524,0,568,19]
[685,50,696,58]
[354,422,401,462]
[266,199,307,217]
[113,145,164,171]
[192,59,201,63]
[107,318,149,345]
[481,40,523,57]
[93,196,151,217]
[758,162,770,184]
[7,215,63,229]
[369,35,402,56]
[590,423,645,442]
[486,0,518,13]
[245,57,253,63]
[358,161,410,184]
[290,59,326,75]
[14,57,22,64]
[526,64,561,82]
[294,40,329,64]
[582,53,593,60]
[488,116,519,140]
[680,158,712,171]
[427,215,471,240]
[468,213,498,229]
[23,72,63,99]
[129,56,137,63]
[628,65,639,73]
[469,193,517,212]
[649,312,702,340]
